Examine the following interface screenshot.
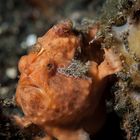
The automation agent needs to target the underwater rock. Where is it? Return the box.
[99,0,140,139]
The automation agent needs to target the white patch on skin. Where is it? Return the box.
[41,119,46,123]
[78,129,90,140]
[37,112,42,116]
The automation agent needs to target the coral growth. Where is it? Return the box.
[98,0,140,139]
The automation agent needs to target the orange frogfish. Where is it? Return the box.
[14,21,122,140]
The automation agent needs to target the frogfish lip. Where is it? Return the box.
[21,74,40,85]
[18,84,42,94]
[18,76,44,94]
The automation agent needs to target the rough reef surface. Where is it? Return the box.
[99,0,140,140]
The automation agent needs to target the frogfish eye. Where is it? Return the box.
[46,62,56,76]
[47,63,54,70]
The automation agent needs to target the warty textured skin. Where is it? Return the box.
[14,21,122,140]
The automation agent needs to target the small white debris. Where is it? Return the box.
[20,41,27,49]
[26,34,37,47]
[0,87,9,98]
[6,67,17,79]
[70,12,81,21]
